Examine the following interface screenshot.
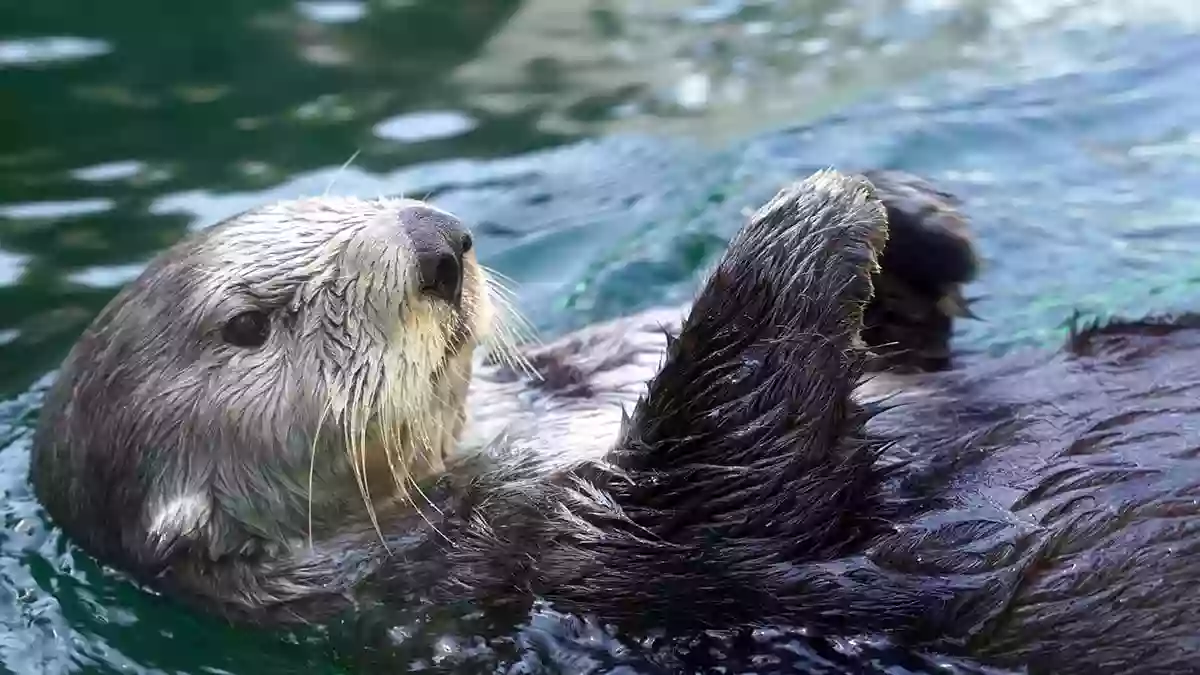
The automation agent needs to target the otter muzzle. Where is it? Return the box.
[398,204,472,307]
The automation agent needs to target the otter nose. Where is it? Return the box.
[398,204,472,307]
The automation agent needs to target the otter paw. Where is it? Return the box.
[863,170,978,297]
[858,170,980,373]
[616,168,888,470]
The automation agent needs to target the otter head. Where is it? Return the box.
[30,197,505,581]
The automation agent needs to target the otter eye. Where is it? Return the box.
[221,310,270,348]
[460,233,473,254]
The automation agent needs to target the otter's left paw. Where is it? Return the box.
[614,168,889,504]
[859,170,980,373]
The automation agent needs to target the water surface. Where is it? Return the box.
[2,0,1200,673]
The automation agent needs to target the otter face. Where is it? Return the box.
[31,196,504,571]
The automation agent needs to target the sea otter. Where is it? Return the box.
[27,168,1200,674]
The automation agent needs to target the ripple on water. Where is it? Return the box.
[0,37,111,67]
[295,0,367,24]
[0,199,114,221]
[69,161,146,183]
[373,110,479,143]
[0,252,29,287]
[66,263,149,289]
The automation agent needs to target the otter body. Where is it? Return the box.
[29,169,1200,674]
[461,297,1200,675]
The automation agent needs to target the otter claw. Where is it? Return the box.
[938,288,981,320]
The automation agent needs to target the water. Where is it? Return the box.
[2,0,1200,672]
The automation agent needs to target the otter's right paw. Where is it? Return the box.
[859,170,980,373]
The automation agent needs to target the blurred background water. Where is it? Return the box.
[2,0,1200,673]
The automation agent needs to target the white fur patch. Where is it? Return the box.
[146,493,212,541]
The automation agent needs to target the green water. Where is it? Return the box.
[3,0,1200,673]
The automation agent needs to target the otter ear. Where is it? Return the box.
[607,169,888,544]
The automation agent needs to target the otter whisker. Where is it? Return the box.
[482,326,532,379]
[408,407,443,473]
[323,149,362,197]
[489,327,535,378]
[491,295,538,345]
[380,401,449,541]
[306,399,339,550]
[379,384,417,504]
[482,278,522,302]
[485,289,538,345]
[487,334,537,381]
[500,310,538,351]
[377,405,435,521]
[341,381,389,549]
[479,265,524,299]
[479,274,540,380]
[484,274,538,338]
[405,472,451,544]
[479,264,522,288]
[371,349,453,546]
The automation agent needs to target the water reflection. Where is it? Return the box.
[3,0,1198,397]
[373,109,480,142]
[0,0,540,398]
[0,37,112,67]
[452,0,1200,140]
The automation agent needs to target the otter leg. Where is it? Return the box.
[860,170,979,373]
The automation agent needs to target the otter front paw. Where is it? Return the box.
[858,170,980,373]
[613,168,888,495]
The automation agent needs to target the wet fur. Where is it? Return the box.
[28,169,1200,674]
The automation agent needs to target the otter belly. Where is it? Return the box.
[463,306,679,465]
[464,304,923,468]
[854,318,1200,673]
